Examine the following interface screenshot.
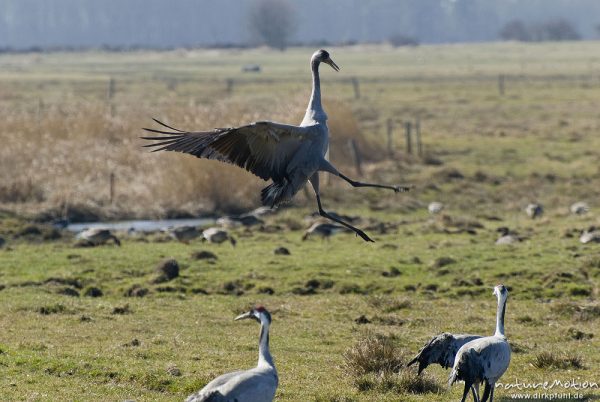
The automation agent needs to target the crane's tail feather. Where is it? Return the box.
[261,181,294,208]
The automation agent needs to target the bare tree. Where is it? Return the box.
[499,19,532,41]
[248,0,296,50]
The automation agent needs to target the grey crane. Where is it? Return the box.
[449,284,511,402]
[202,227,237,246]
[580,226,600,244]
[407,331,482,400]
[169,226,201,244]
[185,306,277,402]
[142,49,409,242]
[494,227,523,245]
[77,228,121,246]
[302,221,348,241]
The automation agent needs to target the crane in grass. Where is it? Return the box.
[142,50,410,242]
[449,285,511,402]
[185,306,277,402]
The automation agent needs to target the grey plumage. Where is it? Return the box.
[449,285,511,402]
[186,307,277,402]
[580,226,600,244]
[202,227,236,246]
[407,333,482,375]
[77,228,120,246]
[169,226,201,243]
[525,203,543,219]
[302,222,348,241]
[142,49,409,242]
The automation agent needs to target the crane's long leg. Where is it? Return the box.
[471,383,480,401]
[460,382,472,402]
[319,159,411,193]
[481,381,491,402]
[309,174,374,242]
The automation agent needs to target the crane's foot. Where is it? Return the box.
[393,184,413,193]
[355,228,375,242]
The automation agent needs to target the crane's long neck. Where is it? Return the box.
[303,59,327,124]
[257,321,274,368]
[494,295,507,337]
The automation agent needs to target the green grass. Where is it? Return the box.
[1,42,600,400]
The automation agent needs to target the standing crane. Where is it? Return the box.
[142,50,410,242]
[186,306,277,402]
[449,284,511,402]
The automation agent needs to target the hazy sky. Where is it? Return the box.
[0,0,599,49]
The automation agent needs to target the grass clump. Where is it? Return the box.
[342,333,441,395]
[532,351,584,370]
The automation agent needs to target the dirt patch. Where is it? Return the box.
[191,250,217,260]
[124,285,149,297]
[152,259,179,283]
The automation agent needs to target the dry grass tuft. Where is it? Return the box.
[342,333,441,395]
[532,351,584,370]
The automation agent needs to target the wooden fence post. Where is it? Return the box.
[498,74,505,96]
[415,116,422,157]
[226,78,234,95]
[386,118,394,158]
[107,77,115,101]
[405,121,412,155]
[347,139,363,176]
[109,172,115,204]
[351,77,360,99]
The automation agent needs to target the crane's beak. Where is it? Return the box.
[325,58,340,72]
[234,311,254,321]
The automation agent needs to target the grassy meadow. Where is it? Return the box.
[0,42,599,401]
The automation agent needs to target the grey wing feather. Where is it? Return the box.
[142,119,309,182]
[408,333,482,374]
[185,371,244,402]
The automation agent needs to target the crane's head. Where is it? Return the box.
[235,306,272,324]
[493,284,508,299]
[312,49,340,72]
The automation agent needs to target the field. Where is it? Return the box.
[1,42,600,401]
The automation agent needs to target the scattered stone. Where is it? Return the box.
[80,315,92,322]
[124,284,149,298]
[83,286,103,297]
[153,258,179,283]
[274,247,290,255]
[191,250,217,260]
[166,364,182,377]
[354,315,371,324]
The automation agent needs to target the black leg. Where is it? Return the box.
[338,173,411,193]
[460,382,471,402]
[489,387,494,402]
[481,381,491,402]
[315,193,374,242]
[471,384,480,402]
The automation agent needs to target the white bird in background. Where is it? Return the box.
[142,49,410,242]
[449,284,511,402]
[525,203,543,219]
[202,227,237,246]
[77,228,121,246]
[580,226,600,244]
[428,201,444,214]
[185,306,277,402]
[570,201,589,215]
[302,221,348,241]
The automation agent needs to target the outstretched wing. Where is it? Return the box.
[142,119,310,182]
[408,333,482,374]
